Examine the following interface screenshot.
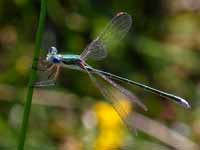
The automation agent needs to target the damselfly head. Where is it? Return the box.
[46,47,61,64]
[48,46,58,55]
[46,54,61,64]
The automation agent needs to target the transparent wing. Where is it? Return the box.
[84,67,134,132]
[95,71,147,111]
[36,58,55,82]
[80,12,132,61]
[35,59,59,87]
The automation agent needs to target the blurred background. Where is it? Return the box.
[0,0,200,149]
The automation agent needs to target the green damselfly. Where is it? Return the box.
[37,12,190,126]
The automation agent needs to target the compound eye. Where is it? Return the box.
[52,57,60,63]
[48,46,57,54]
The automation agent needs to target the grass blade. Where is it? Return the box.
[17,0,47,149]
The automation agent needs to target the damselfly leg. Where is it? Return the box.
[35,62,60,87]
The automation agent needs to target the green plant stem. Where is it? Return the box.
[17,0,47,150]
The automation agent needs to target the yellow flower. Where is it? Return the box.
[93,96,133,150]
[94,99,132,128]
[94,130,123,150]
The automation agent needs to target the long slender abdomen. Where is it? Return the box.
[86,66,190,108]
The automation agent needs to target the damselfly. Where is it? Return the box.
[37,12,190,124]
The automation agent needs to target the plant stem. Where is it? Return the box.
[17,0,47,149]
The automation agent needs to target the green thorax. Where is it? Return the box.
[61,54,81,65]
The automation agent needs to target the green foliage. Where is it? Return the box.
[0,0,199,149]
[17,0,47,149]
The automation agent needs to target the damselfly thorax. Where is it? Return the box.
[45,47,85,71]
[60,55,85,71]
